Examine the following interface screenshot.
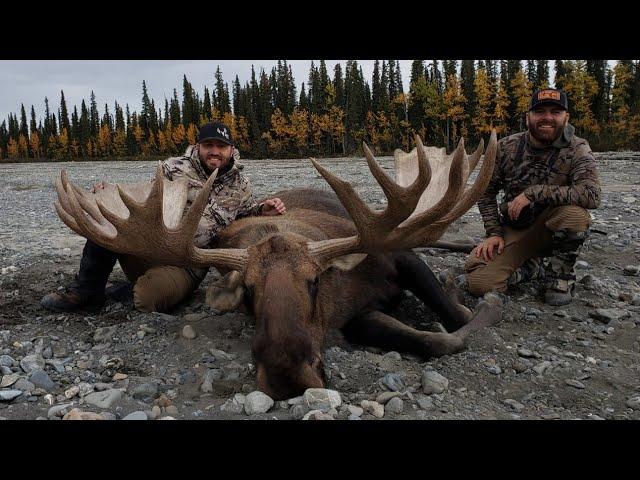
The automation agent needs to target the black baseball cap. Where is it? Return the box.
[529,88,568,111]
[197,122,234,146]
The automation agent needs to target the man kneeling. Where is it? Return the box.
[42,122,285,313]
[463,89,601,306]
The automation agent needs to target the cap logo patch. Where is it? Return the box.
[217,127,230,139]
[538,90,561,101]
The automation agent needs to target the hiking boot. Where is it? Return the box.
[41,288,105,313]
[105,281,134,302]
[544,279,574,306]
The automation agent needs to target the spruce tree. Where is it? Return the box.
[19,104,28,138]
[59,90,71,135]
[89,91,99,138]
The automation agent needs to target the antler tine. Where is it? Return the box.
[467,138,485,174]
[65,178,116,249]
[392,136,467,234]
[68,182,106,225]
[310,158,375,238]
[363,140,431,225]
[433,129,497,226]
[54,200,81,236]
[56,170,74,216]
[181,168,218,236]
[120,164,165,229]
[409,134,432,198]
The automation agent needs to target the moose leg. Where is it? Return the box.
[342,294,502,359]
[393,252,472,331]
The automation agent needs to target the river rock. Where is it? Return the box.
[421,370,449,395]
[244,391,274,415]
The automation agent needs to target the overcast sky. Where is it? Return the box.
[0,60,416,127]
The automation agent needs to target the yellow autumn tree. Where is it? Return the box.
[6,138,19,159]
[473,67,494,137]
[186,123,198,146]
[442,73,467,150]
[510,69,532,131]
[610,61,635,149]
[559,60,599,137]
[97,124,112,156]
[493,78,510,136]
[172,123,187,151]
[29,131,42,159]
[289,108,310,154]
[113,129,128,157]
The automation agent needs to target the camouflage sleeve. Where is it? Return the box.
[524,150,601,209]
[476,142,505,237]
[233,177,263,219]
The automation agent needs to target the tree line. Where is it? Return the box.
[2,60,639,162]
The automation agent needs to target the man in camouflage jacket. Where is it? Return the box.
[42,122,286,313]
[464,89,601,306]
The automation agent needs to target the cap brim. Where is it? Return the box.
[529,101,567,111]
[198,136,234,145]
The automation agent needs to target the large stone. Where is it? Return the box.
[181,325,197,339]
[220,397,244,414]
[623,265,640,276]
[421,370,449,395]
[381,373,405,392]
[303,388,342,411]
[0,389,22,401]
[29,370,55,391]
[589,308,630,324]
[376,391,401,405]
[303,410,335,420]
[20,354,45,374]
[360,400,384,418]
[130,383,158,400]
[626,396,640,410]
[14,378,35,393]
[415,394,435,411]
[93,326,117,343]
[63,408,105,420]
[244,391,274,415]
[385,397,404,414]
[1,373,20,388]
[0,355,15,367]
[123,411,148,420]
[47,403,74,418]
[84,389,124,409]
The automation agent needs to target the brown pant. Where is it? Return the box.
[464,206,591,296]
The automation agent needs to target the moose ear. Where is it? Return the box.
[320,253,368,272]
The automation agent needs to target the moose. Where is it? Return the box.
[54,133,501,400]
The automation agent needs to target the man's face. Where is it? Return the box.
[526,105,569,145]
[198,139,233,172]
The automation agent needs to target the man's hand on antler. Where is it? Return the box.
[261,198,286,216]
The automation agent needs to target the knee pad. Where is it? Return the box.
[551,229,587,253]
[133,266,196,313]
[545,206,591,232]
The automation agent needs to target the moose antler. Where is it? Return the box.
[308,131,497,263]
[54,166,248,271]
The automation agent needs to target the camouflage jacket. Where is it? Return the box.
[159,145,262,248]
[477,124,602,238]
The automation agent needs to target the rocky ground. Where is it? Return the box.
[1,151,639,421]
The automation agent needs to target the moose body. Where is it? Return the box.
[212,188,499,399]
[55,134,502,400]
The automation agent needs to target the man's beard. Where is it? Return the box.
[529,121,564,145]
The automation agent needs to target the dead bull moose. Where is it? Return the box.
[54,132,501,400]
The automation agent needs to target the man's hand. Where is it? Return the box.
[261,198,286,216]
[475,236,505,262]
[91,181,106,194]
[508,192,531,221]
